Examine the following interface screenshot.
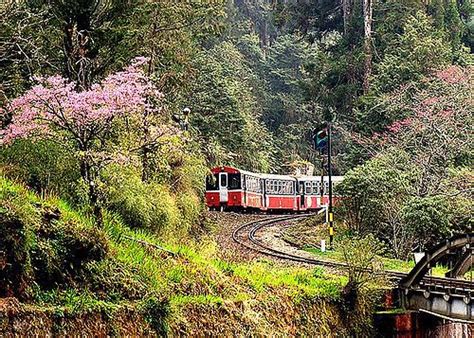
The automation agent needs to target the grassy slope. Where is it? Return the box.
[1,176,349,334]
[283,216,448,276]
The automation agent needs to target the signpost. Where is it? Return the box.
[327,122,334,249]
[313,121,334,249]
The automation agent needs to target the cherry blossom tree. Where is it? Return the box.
[1,57,165,221]
[372,66,472,196]
[342,66,472,195]
[338,66,473,256]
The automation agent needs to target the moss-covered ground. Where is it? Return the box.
[282,214,448,277]
[1,175,352,335]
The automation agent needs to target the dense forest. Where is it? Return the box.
[0,0,473,335]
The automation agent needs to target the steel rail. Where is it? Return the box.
[231,214,474,290]
[231,214,406,279]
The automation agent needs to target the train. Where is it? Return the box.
[205,166,343,212]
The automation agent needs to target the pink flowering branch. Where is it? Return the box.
[1,58,165,220]
[2,57,160,147]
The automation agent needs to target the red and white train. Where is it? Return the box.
[205,166,343,212]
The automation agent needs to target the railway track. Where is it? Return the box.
[231,214,474,291]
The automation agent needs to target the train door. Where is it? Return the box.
[262,179,267,209]
[299,181,305,209]
[242,175,247,206]
[219,172,228,205]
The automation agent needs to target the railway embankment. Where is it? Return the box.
[1,177,378,336]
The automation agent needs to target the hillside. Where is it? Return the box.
[1,175,366,335]
[0,0,472,335]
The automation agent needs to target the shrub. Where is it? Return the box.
[0,139,80,199]
[32,217,108,289]
[0,175,108,299]
[176,192,203,234]
[0,176,40,299]
[401,196,451,251]
[101,165,180,234]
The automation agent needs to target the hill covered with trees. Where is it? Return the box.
[1,0,472,335]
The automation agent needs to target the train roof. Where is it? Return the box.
[209,166,343,182]
[296,175,344,182]
[259,173,296,181]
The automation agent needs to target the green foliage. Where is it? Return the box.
[337,150,414,235]
[262,34,324,167]
[442,168,474,232]
[139,296,170,336]
[0,175,108,300]
[100,165,180,234]
[401,196,451,250]
[338,234,386,288]
[0,139,80,199]
[0,176,38,299]
[176,192,203,235]
[186,41,275,172]
[337,234,386,336]
[373,11,451,93]
[31,211,109,289]
[108,0,226,99]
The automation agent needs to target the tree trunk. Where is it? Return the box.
[362,0,373,94]
[342,0,353,36]
[79,154,102,226]
[64,11,94,89]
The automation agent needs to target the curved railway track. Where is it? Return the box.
[231,214,474,290]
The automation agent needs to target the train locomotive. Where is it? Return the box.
[205,166,342,212]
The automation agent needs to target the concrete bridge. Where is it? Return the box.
[399,233,474,322]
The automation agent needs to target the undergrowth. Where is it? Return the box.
[1,175,345,334]
[304,247,448,276]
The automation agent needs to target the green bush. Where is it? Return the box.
[176,192,203,233]
[401,196,451,251]
[0,175,108,300]
[32,217,108,289]
[101,165,180,234]
[0,139,80,199]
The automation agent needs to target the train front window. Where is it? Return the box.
[228,174,241,190]
[206,175,218,190]
[220,174,227,187]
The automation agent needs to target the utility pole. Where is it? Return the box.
[327,122,334,249]
[312,121,334,249]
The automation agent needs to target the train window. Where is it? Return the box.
[305,182,311,194]
[220,174,227,187]
[316,181,321,195]
[206,174,218,190]
[311,181,318,195]
[246,175,262,193]
[265,180,273,193]
[269,180,293,195]
[323,181,329,195]
[228,174,241,190]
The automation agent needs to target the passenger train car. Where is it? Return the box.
[205,166,343,212]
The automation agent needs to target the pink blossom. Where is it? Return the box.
[386,117,413,133]
[421,97,439,106]
[1,58,162,146]
[435,66,469,84]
